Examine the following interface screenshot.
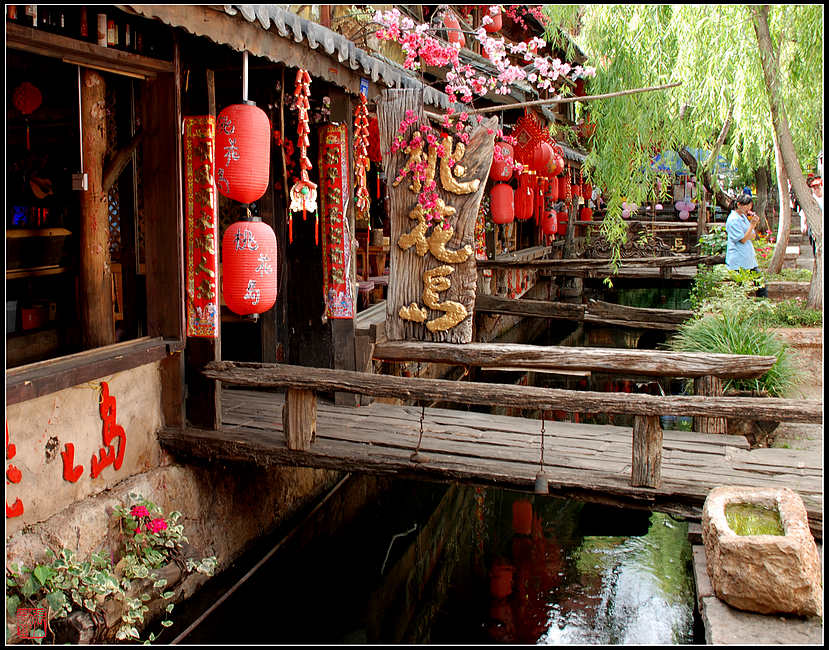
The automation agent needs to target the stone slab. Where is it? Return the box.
[693,544,824,645]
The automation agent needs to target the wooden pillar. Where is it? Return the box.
[631,415,662,488]
[694,375,728,434]
[184,68,222,430]
[283,388,316,450]
[79,68,115,349]
[697,185,708,242]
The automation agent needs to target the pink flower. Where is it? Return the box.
[131,505,149,519]
[147,518,168,534]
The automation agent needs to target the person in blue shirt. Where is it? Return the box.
[725,192,767,297]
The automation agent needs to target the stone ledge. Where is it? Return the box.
[693,544,823,645]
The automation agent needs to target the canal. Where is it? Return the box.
[159,475,702,645]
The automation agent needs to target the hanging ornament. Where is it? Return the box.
[288,68,318,243]
[215,103,270,204]
[483,5,502,33]
[491,183,515,224]
[13,81,43,150]
[353,92,372,228]
[444,10,466,48]
[222,216,278,317]
[515,173,534,221]
[490,141,514,182]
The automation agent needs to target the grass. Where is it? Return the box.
[668,305,799,397]
[765,267,813,283]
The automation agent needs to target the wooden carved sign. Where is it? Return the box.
[318,124,354,319]
[379,89,497,343]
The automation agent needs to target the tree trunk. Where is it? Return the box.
[79,68,116,349]
[752,5,822,309]
[766,129,791,275]
[754,164,771,233]
[678,148,732,212]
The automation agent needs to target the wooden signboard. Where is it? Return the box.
[378,89,497,343]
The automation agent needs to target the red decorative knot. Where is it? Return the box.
[354,93,372,219]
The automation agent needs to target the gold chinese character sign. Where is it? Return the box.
[378,89,498,343]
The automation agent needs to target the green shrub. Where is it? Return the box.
[766,267,812,283]
[698,225,727,256]
[668,305,798,397]
[764,298,823,328]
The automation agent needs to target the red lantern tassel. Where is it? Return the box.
[315,215,319,245]
[376,172,380,198]
[289,216,293,243]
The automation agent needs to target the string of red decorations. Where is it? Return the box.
[288,68,319,244]
[353,92,372,228]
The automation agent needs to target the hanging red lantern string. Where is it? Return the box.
[288,68,318,244]
[13,82,42,150]
[353,92,372,230]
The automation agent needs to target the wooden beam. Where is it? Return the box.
[586,300,692,325]
[474,294,586,320]
[6,337,170,406]
[102,129,144,194]
[631,415,662,488]
[477,254,724,270]
[202,362,822,423]
[372,341,775,379]
[283,389,316,450]
[79,67,115,349]
[694,375,728,434]
[5,23,174,78]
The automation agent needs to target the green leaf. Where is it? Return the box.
[161,619,173,627]
[45,591,68,614]
[21,575,40,598]
[161,591,175,600]
[6,594,21,619]
[165,603,175,613]
[153,578,168,589]
[140,593,151,602]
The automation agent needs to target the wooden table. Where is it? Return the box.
[360,243,389,279]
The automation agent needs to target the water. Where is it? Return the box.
[164,477,700,645]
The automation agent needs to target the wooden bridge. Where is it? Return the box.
[158,345,823,540]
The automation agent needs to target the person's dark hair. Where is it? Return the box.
[731,192,753,211]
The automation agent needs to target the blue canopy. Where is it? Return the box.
[651,149,734,176]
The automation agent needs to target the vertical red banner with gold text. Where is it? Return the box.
[184,116,219,337]
[318,124,354,319]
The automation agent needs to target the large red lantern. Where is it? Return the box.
[490,183,514,224]
[444,11,466,48]
[515,175,534,221]
[531,141,553,174]
[215,103,271,204]
[580,206,593,222]
[483,6,502,33]
[556,210,569,235]
[222,218,278,316]
[582,182,593,201]
[490,142,514,182]
[541,210,558,235]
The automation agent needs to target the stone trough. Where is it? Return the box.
[702,486,822,617]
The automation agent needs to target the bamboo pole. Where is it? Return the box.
[425,81,683,121]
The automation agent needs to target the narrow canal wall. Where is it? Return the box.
[5,360,344,637]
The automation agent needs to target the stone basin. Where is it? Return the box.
[702,486,822,617]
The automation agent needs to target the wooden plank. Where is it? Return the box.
[6,337,169,406]
[474,294,586,320]
[142,44,184,341]
[203,362,822,423]
[372,341,775,379]
[586,299,692,325]
[477,254,724,270]
[5,22,174,78]
[631,415,662,488]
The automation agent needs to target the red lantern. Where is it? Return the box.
[490,183,514,224]
[483,6,502,33]
[580,206,593,222]
[367,115,382,163]
[531,141,553,174]
[556,176,567,201]
[222,219,278,316]
[215,103,271,204]
[571,182,582,200]
[444,11,466,48]
[490,142,514,182]
[556,210,569,235]
[515,175,534,221]
[541,206,558,235]
[582,182,593,201]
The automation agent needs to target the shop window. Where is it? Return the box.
[6,50,147,368]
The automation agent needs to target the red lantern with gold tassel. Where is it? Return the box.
[490,142,514,182]
[491,183,514,224]
[222,217,278,317]
[515,173,534,221]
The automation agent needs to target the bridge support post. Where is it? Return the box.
[283,389,316,450]
[694,375,728,434]
[632,415,662,488]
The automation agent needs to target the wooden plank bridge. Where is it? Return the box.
[159,355,823,540]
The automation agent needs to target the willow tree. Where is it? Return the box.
[543,5,823,303]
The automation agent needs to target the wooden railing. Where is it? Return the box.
[202,361,821,490]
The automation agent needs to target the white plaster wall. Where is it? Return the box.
[5,362,164,537]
